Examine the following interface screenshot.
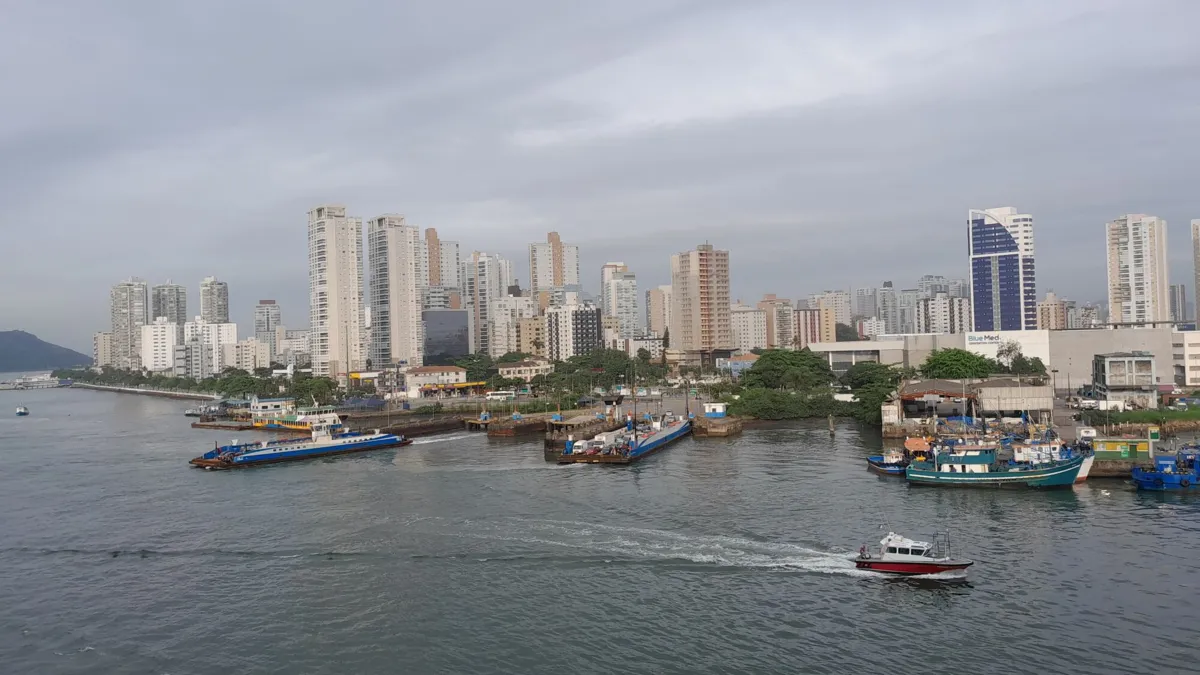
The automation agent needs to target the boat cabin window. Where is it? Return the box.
[886,547,897,553]
[898,548,910,555]
[911,548,925,556]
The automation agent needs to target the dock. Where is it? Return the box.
[191,420,258,431]
[692,416,743,437]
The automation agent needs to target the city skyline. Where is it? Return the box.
[4,2,1200,352]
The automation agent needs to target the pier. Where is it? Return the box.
[692,402,743,438]
[692,416,743,437]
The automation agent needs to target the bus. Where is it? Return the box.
[485,390,517,401]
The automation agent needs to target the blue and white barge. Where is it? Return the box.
[557,412,691,464]
[189,414,411,470]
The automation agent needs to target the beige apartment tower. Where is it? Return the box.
[1106,214,1169,325]
[669,244,733,353]
[308,204,365,381]
[529,232,580,293]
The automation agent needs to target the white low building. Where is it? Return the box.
[498,359,554,382]
[405,365,468,398]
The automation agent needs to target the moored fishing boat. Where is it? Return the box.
[866,448,909,476]
[855,532,973,575]
[1131,448,1200,491]
[557,413,691,464]
[15,406,30,416]
[189,414,410,470]
[1011,438,1094,483]
[905,444,1084,488]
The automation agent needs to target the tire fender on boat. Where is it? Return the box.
[1154,477,1165,487]
[1182,478,1191,488]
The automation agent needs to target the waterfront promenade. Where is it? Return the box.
[72,382,219,401]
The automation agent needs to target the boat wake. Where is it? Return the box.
[409,433,474,445]
[455,518,876,577]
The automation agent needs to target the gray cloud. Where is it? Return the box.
[1,0,1197,351]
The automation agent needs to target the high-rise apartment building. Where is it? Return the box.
[173,340,215,380]
[253,300,282,362]
[93,331,113,368]
[423,228,461,289]
[807,291,852,326]
[110,278,149,370]
[223,337,272,372]
[1106,214,1169,325]
[183,317,238,372]
[545,303,602,361]
[366,215,425,368]
[730,304,768,352]
[199,276,229,324]
[857,317,886,339]
[1036,291,1069,331]
[517,316,547,358]
[601,264,639,338]
[488,296,539,358]
[756,295,793,348]
[423,228,462,310]
[669,244,732,353]
[877,282,899,335]
[151,281,187,342]
[852,287,877,320]
[461,252,513,355]
[600,262,627,311]
[896,288,922,334]
[529,232,580,293]
[308,205,365,380]
[916,275,950,298]
[795,307,835,347]
[914,294,970,334]
[1170,284,1188,323]
[646,285,672,337]
[139,317,179,372]
[968,207,1036,331]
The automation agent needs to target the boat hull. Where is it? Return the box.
[190,436,412,470]
[1131,468,1199,491]
[1075,455,1094,483]
[906,455,1084,488]
[866,456,906,475]
[855,558,973,575]
[558,420,691,464]
[15,412,29,417]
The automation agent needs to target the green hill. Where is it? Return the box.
[0,331,91,372]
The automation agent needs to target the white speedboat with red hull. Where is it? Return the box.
[855,532,973,575]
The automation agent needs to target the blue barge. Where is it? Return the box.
[558,413,691,464]
[189,414,411,470]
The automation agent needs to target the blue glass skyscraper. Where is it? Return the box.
[968,207,1036,332]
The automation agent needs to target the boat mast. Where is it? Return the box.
[631,360,638,452]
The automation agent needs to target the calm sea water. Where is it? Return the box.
[2,387,1198,674]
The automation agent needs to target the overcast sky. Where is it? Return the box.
[2,0,1198,352]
